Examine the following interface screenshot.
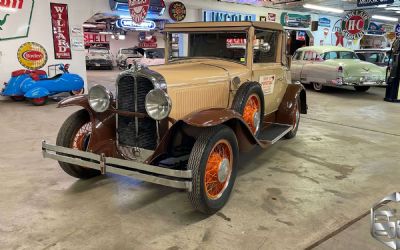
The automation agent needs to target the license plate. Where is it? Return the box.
[95,63,100,67]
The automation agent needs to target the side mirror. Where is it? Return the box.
[260,43,271,53]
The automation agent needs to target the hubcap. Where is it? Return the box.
[204,140,233,200]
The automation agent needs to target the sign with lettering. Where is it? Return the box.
[50,3,72,59]
[357,0,394,7]
[116,18,156,30]
[203,10,256,22]
[342,10,370,40]
[319,17,331,27]
[128,0,150,24]
[368,22,385,35]
[84,33,110,45]
[281,12,311,28]
[0,0,35,41]
[17,42,48,70]
[169,1,186,22]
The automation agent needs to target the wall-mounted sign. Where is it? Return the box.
[138,32,157,48]
[219,0,302,6]
[17,42,48,70]
[128,0,150,24]
[319,17,331,27]
[268,13,276,22]
[342,10,370,40]
[50,3,72,60]
[0,0,35,41]
[281,12,311,28]
[332,19,345,46]
[394,24,400,37]
[169,1,186,22]
[296,31,306,41]
[116,19,156,30]
[357,0,394,7]
[203,10,256,22]
[368,22,385,35]
[84,33,110,45]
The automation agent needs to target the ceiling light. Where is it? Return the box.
[372,15,399,22]
[99,31,113,35]
[303,4,344,13]
[385,7,400,11]
[378,4,388,8]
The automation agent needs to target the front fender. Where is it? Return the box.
[276,83,307,125]
[24,87,50,98]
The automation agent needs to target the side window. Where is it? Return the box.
[303,51,313,61]
[254,29,278,63]
[324,52,338,60]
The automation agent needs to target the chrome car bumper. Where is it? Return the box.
[330,77,386,86]
[42,141,192,191]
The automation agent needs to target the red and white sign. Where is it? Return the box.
[50,3,72,59]
[268,13,276,22]
[342,10,370,40]
[259,75,276,95]
[84,33,110,45]
[128,0,150,24]
[139,35,157,48]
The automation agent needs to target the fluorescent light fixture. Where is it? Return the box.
[372,15,398,22]
[99,31,113,35]
[378,4,388,8]
[303,4,344,13]
[397,11,400,14]
[385,7,400,11]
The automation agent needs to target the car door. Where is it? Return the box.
[300,51,325,84]
[291,51,305,82]
[251,29,287,115]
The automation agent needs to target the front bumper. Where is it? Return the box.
[42,141,192,191]
[86,60,113,68]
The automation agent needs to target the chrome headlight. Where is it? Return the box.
[145,89,172,120]
[88,85,112,113]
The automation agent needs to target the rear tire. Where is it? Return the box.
[187,125,239,214]
[70,88,85,95]
[56,109,101,179]
[11,96,25,102]
[31,97,48,106]
[354,86,370,92]
[313,82,325,92]
[232,82,265,138]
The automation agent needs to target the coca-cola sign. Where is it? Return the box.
[341,10,370,40]
[50,3,72,59]
[128,0,150,24]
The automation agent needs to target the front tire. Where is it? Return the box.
[31,97,48,106]
[285,98,301,139]
[312,82,325,92]
[354,86,370,92]
[187,125,239,214]
[56,109,101,179]
[232,82,265,137]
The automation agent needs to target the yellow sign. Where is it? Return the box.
[17,42,48,70]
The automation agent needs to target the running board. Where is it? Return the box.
[259,123,293,144]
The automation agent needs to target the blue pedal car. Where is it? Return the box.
[1,64,84,106]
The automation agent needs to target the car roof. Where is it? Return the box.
[164,21,283,31]
[296,46,354,54]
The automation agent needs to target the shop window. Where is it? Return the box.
[254,30,278,63]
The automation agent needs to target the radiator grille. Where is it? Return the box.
[117,76,157,150]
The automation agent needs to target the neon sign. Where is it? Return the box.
[203,10,256,22]
[116,18,156,30]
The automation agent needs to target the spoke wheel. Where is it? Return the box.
[188,125,239,214]
[204,140,233,200]
[243,95,261,135]
[72,122,92,150]
[71,88,85,95]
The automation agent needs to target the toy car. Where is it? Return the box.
[1,64,84,105]
[291,46,387,92]
[42,22,307,214]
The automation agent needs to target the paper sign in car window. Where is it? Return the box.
[260,75,275,95]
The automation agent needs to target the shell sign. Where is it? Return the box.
[0,0,35,41]
[17,42,48,70]
[341,10,370,40]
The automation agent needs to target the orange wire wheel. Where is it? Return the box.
[204,139,233,200]
[243,94,261,135]
[72,122,92,150]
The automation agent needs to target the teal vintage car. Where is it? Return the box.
[291,46,387,92]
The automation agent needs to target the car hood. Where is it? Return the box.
[328,59,386,77]
[148,59,249,87]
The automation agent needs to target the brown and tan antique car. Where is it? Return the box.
[42,22,307,214]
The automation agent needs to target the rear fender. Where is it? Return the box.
[2,75,30,96]
[24,87,50,98]
[276,84,307,126]
[58,95,118,157]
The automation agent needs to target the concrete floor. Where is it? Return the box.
[0,69,399,250]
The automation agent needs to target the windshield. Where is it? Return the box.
[356,52,386,63]
[121,49,136,55]
[323,51,358,60]
[168,31,247,64]
[145,49,164,59]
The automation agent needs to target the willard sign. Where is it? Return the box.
[0,0,35,40]
[50,3,72,59]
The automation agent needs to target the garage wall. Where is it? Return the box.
[0,0,110,91]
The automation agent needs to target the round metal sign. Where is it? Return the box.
[169,2,186,22]
[395,23,400,37]
[128,0,150,24]
[341,10,370,40]
[17,42,48,70]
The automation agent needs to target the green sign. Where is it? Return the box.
[281,12,311,28]
[0,0,35,41]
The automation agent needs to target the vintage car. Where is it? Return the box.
[291,46,386,92]
[1,64,84,106]
[126,48,165,68]
[42,22,307,214]
[355,48,391,67]
[116,47,142,70]
[86,48,114,70]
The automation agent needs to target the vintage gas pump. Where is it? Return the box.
[385,38,400,102]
